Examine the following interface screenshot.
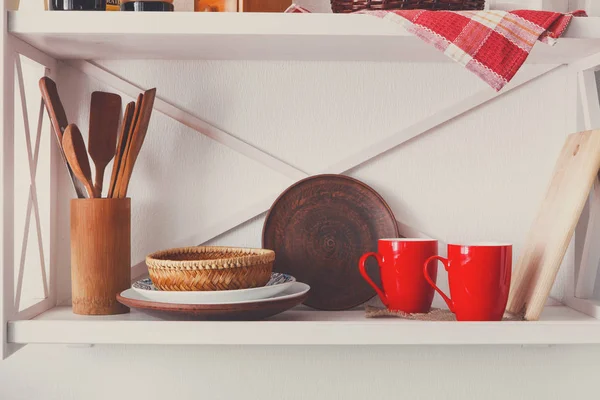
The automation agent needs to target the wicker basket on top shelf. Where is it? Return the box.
[331,0,485,13]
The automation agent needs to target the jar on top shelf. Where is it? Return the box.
[194,0,237,12]
[120,0,174,11]
[49,0,106,10]
[107,0,120,10]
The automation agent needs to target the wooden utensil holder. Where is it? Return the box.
[71,198,131,315]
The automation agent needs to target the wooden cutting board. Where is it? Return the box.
[507,130,600,321]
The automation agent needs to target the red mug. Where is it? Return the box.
[359,239,438,313]
[424,243,512,321]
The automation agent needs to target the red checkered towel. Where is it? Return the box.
[285,5,586,91]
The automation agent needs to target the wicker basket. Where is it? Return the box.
[331,0,485,13]
[146,246,275,291]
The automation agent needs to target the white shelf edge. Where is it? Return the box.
[7,12,600,39]
[7,12,600,62]
[8,12,414,37]
[8,306,600,346]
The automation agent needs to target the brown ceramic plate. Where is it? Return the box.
[116,282,310,321]
[262,174,399,311]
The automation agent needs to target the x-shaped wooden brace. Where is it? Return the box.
[67,61,560,279]
[13,56,49,311]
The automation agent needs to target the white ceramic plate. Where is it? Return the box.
[132,272,296,304]
[122,282,310,307]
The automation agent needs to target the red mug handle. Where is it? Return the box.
[423,256,455,313]
[359,252,388,306]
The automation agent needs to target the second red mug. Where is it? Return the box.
[359,238,438,313]
[423,243,512,321]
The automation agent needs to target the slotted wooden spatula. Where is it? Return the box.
[88,91,122,197]
[63,124,96,199]
[39,77,87,199]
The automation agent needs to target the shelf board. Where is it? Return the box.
[8,305,600,345]
[8,11,600,62]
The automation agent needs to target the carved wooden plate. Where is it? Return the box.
[262,174,399,310]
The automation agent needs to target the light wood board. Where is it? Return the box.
[507,130,600,320]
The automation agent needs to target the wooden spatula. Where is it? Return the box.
[63,124,96,199]
[108,101,135,199]
[116,89,156,198]
[88,91,122,197]
[39,77,87,199]
[114,93,143,198]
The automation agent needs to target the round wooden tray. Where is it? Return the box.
[116,283,310,321]
[262,174,399,310]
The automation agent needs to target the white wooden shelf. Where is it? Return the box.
[8,11,600,62]
[4,7,600,357]
[7,305,600,345]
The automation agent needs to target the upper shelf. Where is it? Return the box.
[8,11,600,62]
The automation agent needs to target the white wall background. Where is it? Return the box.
[3,0,600,399]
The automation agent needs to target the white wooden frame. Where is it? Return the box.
[490,1,567,11]
[585,0,600,17]
[3,8,600,359]
[561,52,600,319]
[1,1,59,359]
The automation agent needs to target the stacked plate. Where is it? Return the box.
[117,246,310,320]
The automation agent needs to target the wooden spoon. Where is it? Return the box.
[108,101,135,198]
[88,91,122,197]
[39,77,87,199]
[63,124,96,198]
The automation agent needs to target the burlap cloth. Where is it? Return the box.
[365,306,525,321]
